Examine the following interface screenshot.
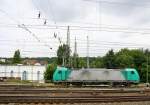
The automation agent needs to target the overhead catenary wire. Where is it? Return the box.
[2,23,150,31]
[0,9,53,51]
[46,0,63,45]
[0,9,20,24]
[18,24,53,50]
[0,35,150,48]
[0,39,149,49]
[83,0,150,7]
[1,23,150,36]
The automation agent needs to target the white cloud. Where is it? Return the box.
[0,0,150,57]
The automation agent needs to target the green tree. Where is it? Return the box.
[90,57,104,68]
[103,49,116,69]
[115,49,134,68]
[44,64,57,82]
[12,49,21,64]
[130,49,146,70]
[94,57,104,68]
[78,57,86,68]
[57,44,71,67]
[115,54,134,68]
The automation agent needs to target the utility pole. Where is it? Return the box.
[67,26,71,67]
[62,56,65,67]
[146,54,149,85]
[87,36,89,69]
[67,26,70,49]
[74,37,77,68]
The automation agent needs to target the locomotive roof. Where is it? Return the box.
[56,67,137,72]
[72,68,136,71]
[73,68,121,71]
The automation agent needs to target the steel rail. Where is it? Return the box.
[0,84,149,95]
[0,95,150,103]
[0,89,149,94]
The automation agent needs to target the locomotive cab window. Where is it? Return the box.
[58,71,61,74]
[131,71,135,74]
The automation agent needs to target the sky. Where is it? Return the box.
[0,0,150,57]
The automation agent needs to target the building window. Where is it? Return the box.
[22,71,27,80]
[37,71,40,81]
[10,71,14,77]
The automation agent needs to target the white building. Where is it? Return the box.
[0,59,6,63]
[0,65,46,83]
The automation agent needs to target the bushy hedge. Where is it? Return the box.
[44,64,57,82]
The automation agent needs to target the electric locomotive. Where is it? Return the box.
[53,67,140,86]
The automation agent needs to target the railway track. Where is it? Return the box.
[0,90,147,95]
[0,95,150,103]
[0,84,150,103]
[0,88,149,94]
